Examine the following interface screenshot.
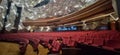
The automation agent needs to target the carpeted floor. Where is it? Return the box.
[0,42,49,55]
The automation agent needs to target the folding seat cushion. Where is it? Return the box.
[73,35,79,42]
[11,34,40,54]
[14,38,29,55]
[77,36,85,43]
[110,33,120,40]
[84,35,93,45]
[42,37,52,43]
[103,34,110,42]
[92,35,104,47]
[62,37,70,45]
[28,38,40,54]
[40,36,55,48]
[39,39,49,48]
[51,40,61,52]
[67,37,76,47]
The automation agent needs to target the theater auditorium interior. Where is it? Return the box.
[0,0,120,55]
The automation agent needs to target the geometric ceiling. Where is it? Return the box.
[0,0,98,31]
[0,0,98,20]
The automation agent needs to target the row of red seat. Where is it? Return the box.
[0,30,120,54]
